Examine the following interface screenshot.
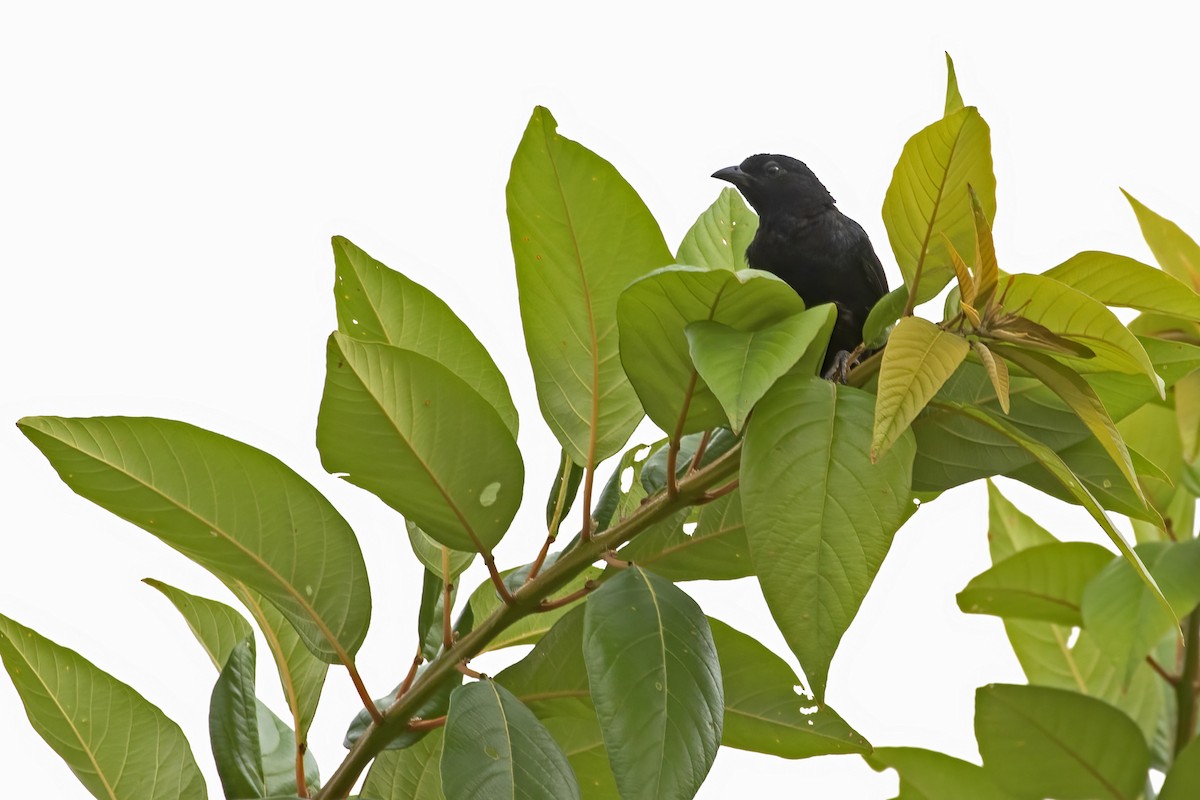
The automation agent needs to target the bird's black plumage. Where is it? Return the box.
[713,154,888,377]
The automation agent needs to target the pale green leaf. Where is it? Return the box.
[617,265,806,434]
[0,612,207,800]
[676,187,759,270]
[332,235,518,436]
[1123,190,1200,290]
[944,53,965,116]
[1044,251,1200,322]
[406,520,474,582]
[507,106,671,465]
[18,416,370,663]
[686,306,836,432]
[742,376,915,700]
[866,747,1018,800]
[363,728,446,800]
[956,542,1113,625]
[143,578,252,671]
[316,334,524,553]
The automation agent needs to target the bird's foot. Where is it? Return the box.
[822,347,862,384]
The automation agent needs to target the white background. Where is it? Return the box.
[2,2,1198,797]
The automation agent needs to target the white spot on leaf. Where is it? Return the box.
[480,482,501,507]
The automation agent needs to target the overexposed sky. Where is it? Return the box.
[3,3,1198,797]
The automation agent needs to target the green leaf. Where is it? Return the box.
[995,345,1145,505]
[934,402,1171,621]
[1001,273,1164,394]
[862,285,908,349]
[143,578,253,671]
[545,449,584,531]
[983,483,1166,748]
[882,106,995,304]
[0,612,207,800]
[1123,189,1200,290]
[617,265,807,435]
[363,728,446,800]
[976,683,1150,800]
[676,187,759,270]
[209,639,319,799]
[1081,539,1200,684]
[507,105,671,465]
[332,235,518,436]
[943,52,964,116]
[317,334,524,553]
[1160,732,1200,800]
[618,490,752,582]
[18,415,370,663]
[741,375,915,700]
[406,520,474,582]
[1044,251,1200,322]
[441,681,580,800]
[711,618,869,759]
[686,306,836,432]
[1177,371,1200,464]
[224,580,328,741]
[866,747,1019,800]
[872,316,969,460]
[418,569,453,661]
[956,542,1113,625]
[583,567,723,800]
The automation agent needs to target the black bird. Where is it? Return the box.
[713,154,888,379]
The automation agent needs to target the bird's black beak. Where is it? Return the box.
[712,165,750,190]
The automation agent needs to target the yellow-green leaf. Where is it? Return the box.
[1123,189,1200,290]
[873,317,970,460]
[882,107,995,305]
[1044,251,1200,323]
[676,188,759,271]
[1002,273,1164,395]
[970,186,998,302]
[972,341,1010,413]
[944,52,965,116]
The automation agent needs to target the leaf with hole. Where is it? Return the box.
[317,334,524,554]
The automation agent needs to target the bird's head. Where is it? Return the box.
[712,154,834,218]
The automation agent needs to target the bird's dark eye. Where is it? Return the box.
[764,162,782,176]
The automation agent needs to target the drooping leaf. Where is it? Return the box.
[1123,189,1200,290]
[866,747,1019,800]
[143,578,253,671]
[995,345,1145,505]
[976,684,1149,800]
[882,106,995,304]
[686,306,836,432]
[862,285,908,349]
[583,567,723,800]
[676,187,759,270]
[362,728,446,800]
[441,681,580,800]
[956,542,1113,625]
[1000,273,1164,394]
[507,106,671,465]
[406,520,474,582]
[317,334,524,554]
[209,639,319,799]
[934,402,1170,620]
[872,316,969,460]
[617,265,806,435]
[331,235,519,436]
[18,416,371,663]
[943,52,965,116]
[1044,251,1200,322]
[223,580,329,741]
[0,612,207,800]
[418,569,453,661]
[1081,538,1200,685]
[619,491,752,582]
[741,375,915,700]
[545,449,584,531]
[710,618,869,759]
